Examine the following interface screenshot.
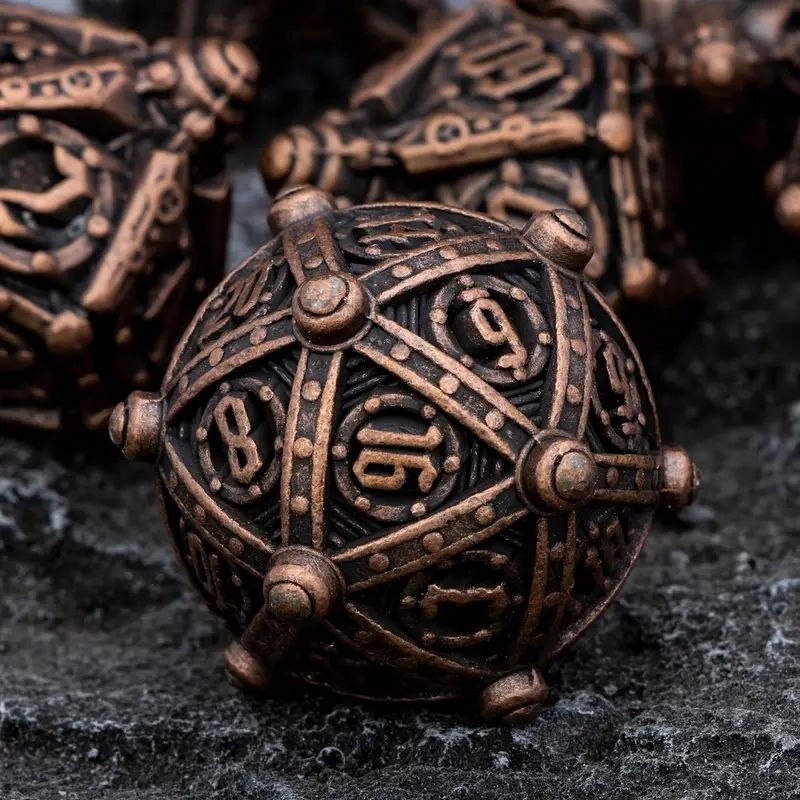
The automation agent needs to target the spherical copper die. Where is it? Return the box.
[113,192,698,722]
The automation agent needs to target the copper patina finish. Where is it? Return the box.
[0,3,258,432]
[112,187,698,722]
[519,0,800,234]
[261,3,707,313]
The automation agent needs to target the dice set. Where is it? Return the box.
[0,1,717,725]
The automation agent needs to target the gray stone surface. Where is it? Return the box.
[1,218,798,799]
[2,2,800,798]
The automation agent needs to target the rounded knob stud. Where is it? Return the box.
[689,40,746,99]
[660,445,699,512]
[478,668,549,724]
[45,311,93,355]
[268,184,333,233]
[522,208,594,273]
[775,184,800,235]
[261,133,303,192]
[292,272,368,346]
[263,547,343,627]
[621,257,661,303]
[519,435,598,512]
[108,391,164,463]
[224,641,272,694]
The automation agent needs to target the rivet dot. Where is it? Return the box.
[422,532,444,553]
[474,505,496,526]
[302,381,322,402]
[293,438,314,459]
[368,553,390,573]
[485,410,504,430]
[290,496,309,515]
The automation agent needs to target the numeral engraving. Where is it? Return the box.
[458,293,528,372]
[400,549,525,649]
[196,378,285,505]
[457,31,562,99]
[591,330,644,451]
[185,532,252,624]
[430,276,549,386]
[353,424,444,493]
[213,394,263,484]
[333,391,463,522]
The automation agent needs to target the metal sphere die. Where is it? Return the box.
[113,187,697,721]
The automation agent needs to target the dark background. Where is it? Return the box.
[1,1,799,798]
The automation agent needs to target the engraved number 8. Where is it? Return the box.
[213,395,263,484]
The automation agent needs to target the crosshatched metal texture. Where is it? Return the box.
[261,2,706,312]
[0,3,257,432]
[113,191,697,722]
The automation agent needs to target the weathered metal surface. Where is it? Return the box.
[261,3,707,313]
[111,188,697,722]
[0,3,258,432]
[519,0,800,234]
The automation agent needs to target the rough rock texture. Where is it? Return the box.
[2,3,800,799]
[2,196,798,800]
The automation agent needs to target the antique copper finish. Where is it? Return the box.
[0,3,257,432]
[518,434,599,513]
[519,0,800,234]
[112,189,698,722]
[478,667,549,724]
[261,2,705,312]
[108,390,164,462]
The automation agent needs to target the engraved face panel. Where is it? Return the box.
[182,522,256,629]
[438,159,613,283]
[333,390,464,523]
[195,377,285,505]
[0,117,122,275]
[335,203,508,268]
[428,274,550,386]
[445,21,586,107]
[590,329,646,452]
[398,547,526,652]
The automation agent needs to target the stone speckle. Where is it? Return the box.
[1,244,797,799]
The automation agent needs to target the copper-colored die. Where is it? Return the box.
[0,4,258,432]
[519,0,800,233]
[522,0,796,100]
[111,186,698,722]
[261,3,706,312]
